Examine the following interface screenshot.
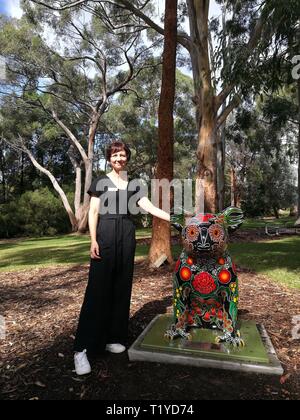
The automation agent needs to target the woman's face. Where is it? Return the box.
[110,149,128,172]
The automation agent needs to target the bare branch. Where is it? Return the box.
[215,83,235,111]
[2,132,79,227]
[51,109,89,162]
[30,0,191,50]
[106,38,138,97]
[29,0,88,10]
[217,94,241,128]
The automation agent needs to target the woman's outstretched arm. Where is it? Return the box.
[137,197,171,222]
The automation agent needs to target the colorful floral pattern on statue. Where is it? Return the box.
[167,207,245,347]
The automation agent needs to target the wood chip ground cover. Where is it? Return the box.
[0,250,299,400]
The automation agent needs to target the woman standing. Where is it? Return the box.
[74,141,170,375]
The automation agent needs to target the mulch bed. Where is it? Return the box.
[0,259,299,400]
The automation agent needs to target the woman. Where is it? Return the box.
[74,141,170,375]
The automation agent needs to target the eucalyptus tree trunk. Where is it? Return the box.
[186,0,265,213]
[217,124,226,211]
[77,113,101,232]
[26,147,79,230]
[148,0,177,267]
[217,4,228,212]
[188,0,218,213]
[230,167,238,207]
[297,78,300,223]
[53,110,102,233]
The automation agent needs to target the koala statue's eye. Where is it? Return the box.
[208,224,225,241]
[186,225,199,241]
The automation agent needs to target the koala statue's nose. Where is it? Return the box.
[198,227,210,249]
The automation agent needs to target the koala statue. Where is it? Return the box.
[166,207,245,347]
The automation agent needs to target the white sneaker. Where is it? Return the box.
[105,343,126,354]
[74,349,91,375]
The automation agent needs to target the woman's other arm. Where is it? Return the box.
[89,197,101,259]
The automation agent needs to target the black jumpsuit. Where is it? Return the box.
[74,175,145,355]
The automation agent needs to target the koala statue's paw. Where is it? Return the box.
[178,329,192,340]
[164,325,192,341]
[164,330,175,340]
[215,331,245,347]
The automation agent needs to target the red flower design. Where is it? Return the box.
[180,266,192,281]
[210,307,217,316]
[192,272,217,295]
[217,310,223,320]
[218,257,226,265]
[187,257,194,265]
[218,269,231,284]
[203,312,211,322]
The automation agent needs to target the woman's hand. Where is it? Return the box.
[90,240,101,259]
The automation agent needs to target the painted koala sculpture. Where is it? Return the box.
[167,207,245,347]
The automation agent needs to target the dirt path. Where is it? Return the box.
[0,261,299,400]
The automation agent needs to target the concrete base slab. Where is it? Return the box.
[128,314,283,376]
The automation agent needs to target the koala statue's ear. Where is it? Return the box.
[220,207,244,232]
[170,206,190,233]
[170,213,183,232]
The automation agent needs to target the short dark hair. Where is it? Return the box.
[106,141,131,162]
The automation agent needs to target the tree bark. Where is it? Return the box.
[187,1,218,213]
[25,147,78,230]
[78,113,101,233]
[52,110,101,233]
[230,166,238,207]
[217,125,226,211]
[148,0,177,267]
[67,145,82,220]
[297,78,300,219]
[0,146,6,202]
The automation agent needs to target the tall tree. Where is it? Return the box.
[297,78,300,224]
[0,5,157,231]
[225,103,298,217]
[262,88,300,221]
[148,0,177,267]
[101,66,196,180]
[34,1,300,214]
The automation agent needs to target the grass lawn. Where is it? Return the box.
[0,234,91,272]
[242,216,297,229]
[229,237,300,290]
[0,230,299,290]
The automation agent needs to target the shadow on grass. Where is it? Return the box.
[0,243,91,270]
[0,233,89,246]
[230,238,300,272]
